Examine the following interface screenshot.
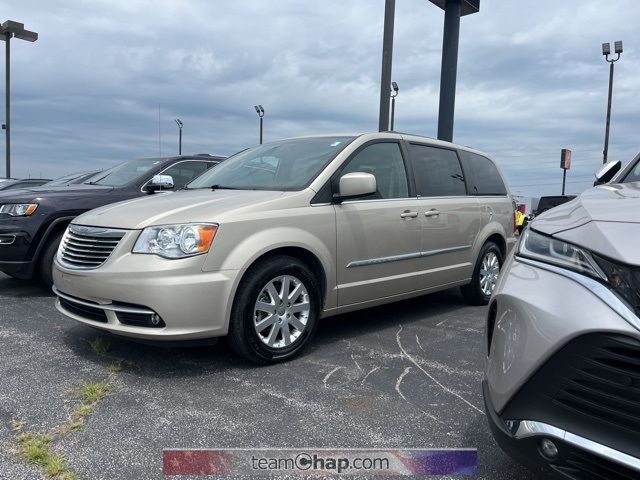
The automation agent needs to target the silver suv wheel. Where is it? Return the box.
[253,275,310,349]
[480,251,500,296]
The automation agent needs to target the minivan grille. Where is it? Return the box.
[58,225,126,270]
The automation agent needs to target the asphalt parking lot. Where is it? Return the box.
[0,272,534,480]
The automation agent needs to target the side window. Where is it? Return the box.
[339,143,409,200]
[623,161,640,183]
[161,161,212,189]
[408,144,466,197]
[459,151,507,196]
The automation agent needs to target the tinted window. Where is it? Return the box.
[188,136,355,191]
[339,143,408,200]
[408,144,466,197]
[623,160,640,183]
[459,151,507,196]
[161,161,214,189]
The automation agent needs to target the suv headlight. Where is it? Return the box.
[0,204,38,216]
[518,228,640,315]
[132,223,218,259]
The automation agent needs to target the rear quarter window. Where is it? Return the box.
[459,151,507,196]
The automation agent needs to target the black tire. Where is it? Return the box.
[461,242,503,306]
[38,230,64,289]
[227,255,321,364]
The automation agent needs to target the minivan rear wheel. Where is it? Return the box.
[227,255,321,364]
[461,242,502,306]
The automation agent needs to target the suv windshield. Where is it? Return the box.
[187,136,356,191]
[44,171,94,187]
[85,158,164,187]
[623,160,640,183]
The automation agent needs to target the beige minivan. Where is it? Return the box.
[53,133,515,363]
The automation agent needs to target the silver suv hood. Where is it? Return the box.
[73,189,298,230]
[532,182,640,265]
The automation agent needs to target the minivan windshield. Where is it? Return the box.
[85,158,164,187]
[187,136,356,191]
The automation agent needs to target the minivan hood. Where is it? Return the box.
[73,189,296,230]
[532,182,640,265]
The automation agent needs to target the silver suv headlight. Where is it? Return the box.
[518,228,640,315]
[0,203,38,216]
[132,223,218,259]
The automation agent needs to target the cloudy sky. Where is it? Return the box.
[1,0,639,199]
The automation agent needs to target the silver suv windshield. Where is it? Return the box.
[187,136,356,191]
[85,158,165,186]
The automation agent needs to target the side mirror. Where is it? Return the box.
[334,172,377,202]
[593,160,621,186]
[146,174,174,193]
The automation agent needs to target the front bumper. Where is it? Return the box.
[483,381,640,479]
[53,238,240,341]
[484,254,640,478]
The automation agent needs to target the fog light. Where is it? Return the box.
[539,438,559,460]
[151,314,162,326]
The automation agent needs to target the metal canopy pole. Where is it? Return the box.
[437,0,461,142]
[4,32,10,177]
[378,0,395,132]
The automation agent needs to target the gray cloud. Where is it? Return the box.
[2,0,639,202]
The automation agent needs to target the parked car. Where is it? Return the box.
[0,178,52,191]
[41,170,101,187]
[532,195,576,217]
[483,180,640,477]
[0,154,224,286]
[52,133,516,363]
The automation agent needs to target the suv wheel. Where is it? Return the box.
[461,242,502,306]
[227,255,320,364]
[39,230,64,289]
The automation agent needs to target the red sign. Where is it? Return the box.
[561,149,572,170]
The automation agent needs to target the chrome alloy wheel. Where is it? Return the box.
[253,275,311,349]
[479,251,500,296]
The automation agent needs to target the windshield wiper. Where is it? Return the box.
[210,185,240,191]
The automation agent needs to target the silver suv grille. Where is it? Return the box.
[57,225,126,270]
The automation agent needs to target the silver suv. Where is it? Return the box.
[53,133,515,363]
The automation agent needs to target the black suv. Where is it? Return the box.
[0,154,224,286]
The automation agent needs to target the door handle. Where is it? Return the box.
[424,209,441,217]
[400,211,418,219]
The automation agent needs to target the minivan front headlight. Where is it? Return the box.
[0,203,38,216]
[133,223,218,259]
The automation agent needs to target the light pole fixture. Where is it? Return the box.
[0,20,38,178]
[175,118,183,155]
[254,105,265,144]
[602,40,622,164]
[390,81,399,131]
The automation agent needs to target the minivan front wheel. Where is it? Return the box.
[461,242,502,306]
[227,255,320,364]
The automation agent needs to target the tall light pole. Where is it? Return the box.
[175,118,183,155]
[254,105,264,144]
[378,0,396,132]
[390,81,399,130]
[0,20,38,178]
[602,40,622,164]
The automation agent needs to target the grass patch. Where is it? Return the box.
[88,337,110,354]
[79,382,108,404]
[107,362,122,374]
[17,433,76,479]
